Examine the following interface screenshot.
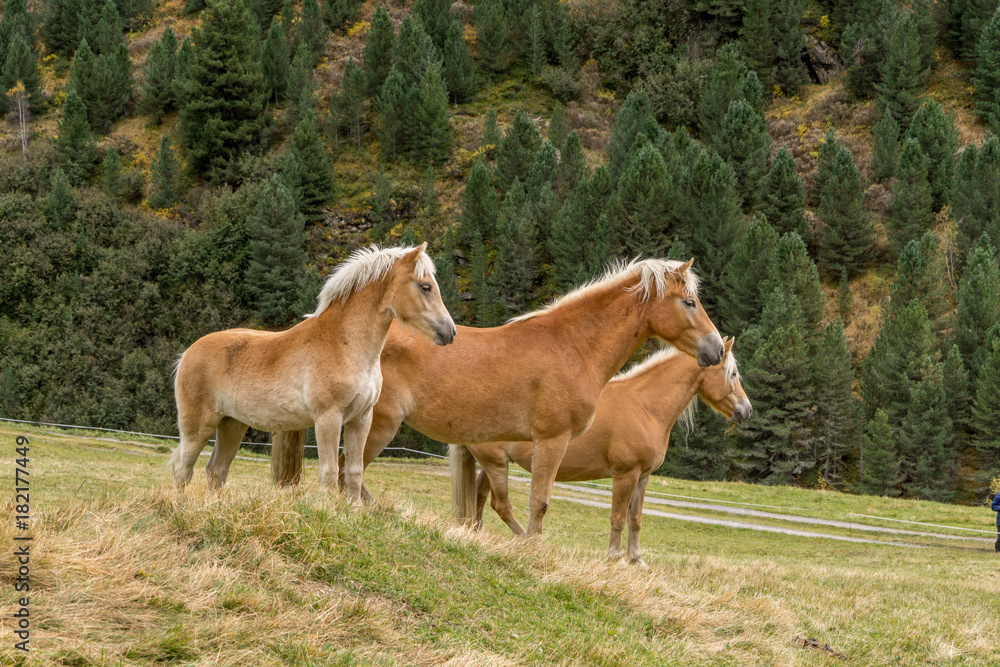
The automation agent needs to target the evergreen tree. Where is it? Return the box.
[460,160,498,240]
[414,0,452,50]
[475,0,511,73]
[288,113,334,219]
[550,185,589,288]
[739,0,772,88]
[900,360,954,501]
[953,234,1000,379]
[810,126,840,205]
[0,32,39,112]
[555,129,586,196]
[369,167,393,240]
[95,0,124,56]
[889,138,933,258]
[817,145,874,277]
[491,184,537,317]
[608,89,663,183]
[838,267,852,323]
[176,0,268,182]
[772,0,805,95]
[905,99,958,211]
[973,6,1000,132]
[716,99,770,210]
[245,175,312,327]
[720,213,779,333]
[301,0,328,62]
[942,343,972,455]
[101,146,124,200]
[548,101,569,150]
[470,228,501,326]
[410,63,453,164]
[698,43,744,145]
[497,111,542,189]
[442,18,477,104]
[607,142,674,257]
[434,251,461,319]
[956,137,1000,245]
[876,12,927,131]
[687,156,744,313]
[842,0,897,100]
[740,70,766,118]
[971,332,1000,492]
[335,57,367,147]
[149,133,179,209]
[261,16,290,103]
[139,26,179,121]
[43,0,79,56]
[871,112,900,181]
[482,107,501,152]
[393,14,439,89]
[859,410,902,496]
[766,232,825,345]
[525,141,558,201]
[46,167,77,230]
[375,67,406,158]
[287,42,314,107]
[364,6,396,97]
[56,89,98,185]
[529,3,543,77]
[814,318,859,485]
[761,146,807,236]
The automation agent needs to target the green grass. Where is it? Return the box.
[2,424,999,665]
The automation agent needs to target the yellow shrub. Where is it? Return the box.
[347,21,370,38]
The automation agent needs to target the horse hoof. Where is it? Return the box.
[630,558,649,569]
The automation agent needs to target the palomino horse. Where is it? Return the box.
[271,258,726,534]
[168,243,456,491]
[460,338,750,566]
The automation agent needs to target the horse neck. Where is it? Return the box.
[313,278,395,364]
[628,355,703,429]
[538,278,653,385]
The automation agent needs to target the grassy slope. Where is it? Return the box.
[2,425,999,665]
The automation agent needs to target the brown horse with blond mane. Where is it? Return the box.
[460,338,750,566]
[168,243,456,491]
[270,257,725,535]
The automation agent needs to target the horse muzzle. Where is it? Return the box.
[697,333,725,367]
[732,399,753,424]
[434,320,457,346]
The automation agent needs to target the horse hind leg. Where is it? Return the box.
[205,417,249,489]
[170,415,218,488]
[481,457,525,536]
[475,470,491,530]
[272,430,305,487]
[626,473,651,567]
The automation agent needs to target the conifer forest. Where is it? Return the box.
[2,0,1000,505]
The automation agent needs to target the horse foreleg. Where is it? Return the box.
[337,402,405,500]
[475,470,491,530]
[342,409,374,502]
[315,412,344,490]
[525,434,570,536]
[205,417,249,490]
[480,457,526,536]
[608,469,641,562]
[626,473,651,568]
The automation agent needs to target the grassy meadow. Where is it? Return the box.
[2,424,999,666]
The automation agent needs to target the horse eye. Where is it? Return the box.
[420,283,432,293]
[684,299,695,308]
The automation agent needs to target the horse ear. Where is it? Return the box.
[404,242,428,264]
[678,257,695,273]
[723,337,734,355]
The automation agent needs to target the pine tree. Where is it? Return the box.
[970,332,1000,492]
[375,67,406,158]
[393,14,438,89]
[761,146,807,236]
[973,6,1000,132]
[288,112,334,219]
[555,129,586,196]
[252,0,282,30]
[842,0,897,100]
[871,112,900,180]
[46,167,77,230]
[942,343,972,455]
[548,101,569,151]
[460,159,498,240]
[954,234,1000,380]
[497,111,542,189]
[550,185,589,288]
[139,26,178,121]
[699,43,744,145]
[876,12,927,131]
[900,360,954,501]
[525,140,558,201]
[687,156,743,313]
[149,133,179,209]
[301,0,328,63]
[905,99,958,211]
[889,138,933,258]
[43,0,78,56]
[859,410,902,496]
[245,175,312,327]
[739,0,772,88]
[772,0,805,95]
[434,251,461,320]
[442,18,477,104]
[1,32,39,112]
[740,70,766,118]
[817,145,874,277]
[608,89,663,183]
[482,107,501,152]
[335,57,367,147]
[607,142,675,257]
[261,16,290,103]
[766,232,825,345]
[491,185,537,317]
[720,213,779,333]
[814,318,859,485]
[410,63,453,164]
[475,0,510,73]
[810,126,841,205]
[528,3,543,77]
[95,0,124,56]
[177,0,268,182]
[101,146,124,200]
[287,42,314,108]
[363,6,395,97]
[716,97,771,211]
[470,229,500,326]
[959,137,1000,245]
[369,167,393,241]
[838,267,852,323]
[56,89,98,185]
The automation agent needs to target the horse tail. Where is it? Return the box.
[166,444,181,472]
[450,444,477,527]
[271,430,305,486]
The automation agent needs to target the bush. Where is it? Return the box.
[540,65,583,102]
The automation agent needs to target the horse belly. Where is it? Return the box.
[221,390,312,432]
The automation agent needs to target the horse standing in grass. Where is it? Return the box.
[271,258,726,535]
[460,338,750,566]
[168,244,456,491]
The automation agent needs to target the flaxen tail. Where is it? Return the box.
[450,444,477,527]
[271,430,305,486]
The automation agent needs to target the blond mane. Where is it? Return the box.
[509,258,699,324]
[306,245,435,318]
